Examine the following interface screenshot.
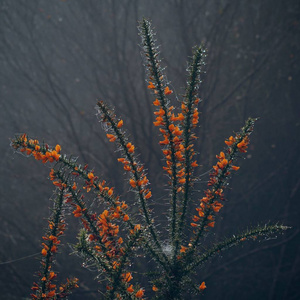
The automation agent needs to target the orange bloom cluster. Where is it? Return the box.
[97,101,152,203]
[191,127,253,231]
[118,272,142,298]
[49,169,70,192]
[92,208,128,259]
[117,156,151,200]
[31,272,57,299]
[225,135,250,153]
[147,79,173,97]
[49,167,128,264]
[116,276,144,299]
[181,99,200,128]
[32,276,78,300]
[12,134,61,164]
[56,278,79,298]
[31,191,68,299]
[152,98,199,192]
[83,171,98,193]
[72,204,86,218]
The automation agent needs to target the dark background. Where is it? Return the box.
[0,1,299,299]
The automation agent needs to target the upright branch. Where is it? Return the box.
[30,185,79,299]
[174,46,204,260]
[96,101,171,272]
[139,18,182,249]
[189,118,257,252]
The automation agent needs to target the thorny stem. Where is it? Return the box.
[140,19,179,248]
[41,188,65,295]
[97,101,171,272]
[191,118,256,251]
[55,171,115,269]
[175,46,203,261]
[108,232,141,300]
[185,224,289,274]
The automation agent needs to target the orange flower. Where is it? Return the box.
[126,142,135,153]
[237,137,249,152]
[72,182,77,190]
[148,81,155,89]
[199,281,206,291]
[122,272,133,283]
[124,165,131,171]
[212,202,223,213]
[129,179,136,188]
[135,288,145,298]
[159,136,169,145]
[207,221,215,228]
[153,99,160,106]
[216,151,225,160]
[107,188,114,196]
[87,172,94,180]
[177,113,185,121]
[180,245,188,253]
[179,178,186,184]
[47,290,56,297]
[164,86,173,95]
[106,134,117,142]
[127,285,134,293]
[130,224,141,234]
[49,271,56,280]
[55,144,61,153]
[117,120,123,128]
[51,151,60,161]
[123,214,129,221]
[193,215,200,222]
[154,116,164,126]
[173,127,183,136]
[231,165,240,171]
[225,136,236,146]
[145,191,152,199]
[73,205,83,217]
[191,161,198,167]
[217,158,228,169]
[154,108,166,116]
[152,285,158,292]
[41,248,47,256]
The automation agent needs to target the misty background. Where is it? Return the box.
[0,1,299,299]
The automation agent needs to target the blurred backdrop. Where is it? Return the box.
[0,0,299,299]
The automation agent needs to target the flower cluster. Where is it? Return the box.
[188,119,256,253]
[11,133,61,163]
[30,186,78,299]
[97,101,152,204]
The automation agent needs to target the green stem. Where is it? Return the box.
[185,224,289,274]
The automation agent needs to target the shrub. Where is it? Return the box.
[11,19,288,300]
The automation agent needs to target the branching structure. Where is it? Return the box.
[11,19,288,300]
